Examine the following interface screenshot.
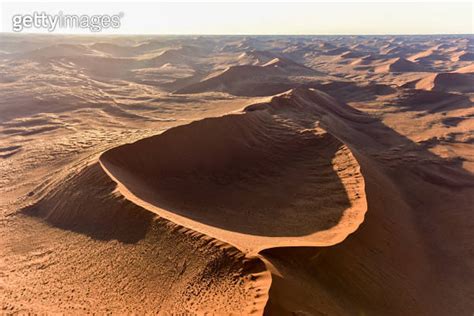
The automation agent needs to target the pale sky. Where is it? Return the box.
[1,1,473,35]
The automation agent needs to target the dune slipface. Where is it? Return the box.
[99,89,368,254]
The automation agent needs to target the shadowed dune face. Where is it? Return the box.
[100,108,361,238]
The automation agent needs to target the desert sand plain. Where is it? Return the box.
[0,34,473,315]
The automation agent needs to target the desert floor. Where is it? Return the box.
[1,34,473,315]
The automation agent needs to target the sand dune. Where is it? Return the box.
[24,86,473,315]
[338,51,368,59]
[2,34,473,315]
[21,162,270,314]
[395,89,472,113]
[259,88,474,315]
[455,63,474,73]
[323,47,349,55]
[452,51,474,61]
[415,72,474,92]
[99,88,367,253]
[16,43,99,59]
[350,53,378,65]
[237,50,281,65]
[458,52,474,61]
[309,80,396,102]
[143,46,201,68]
[375,57,426,73]
[175,58,317,96]
[90,42,143,57]
[407,47,437,61]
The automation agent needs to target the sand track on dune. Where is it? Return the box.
[99,88,368,254]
